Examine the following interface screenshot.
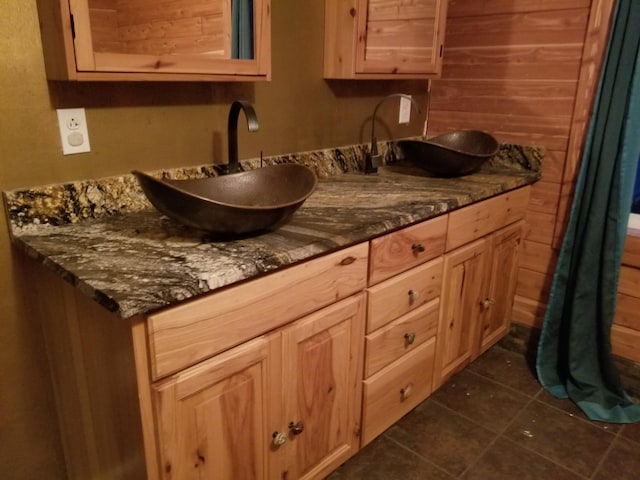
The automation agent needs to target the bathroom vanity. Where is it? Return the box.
[4,144,541,479]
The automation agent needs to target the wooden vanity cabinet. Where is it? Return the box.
[324,0,448,79]
[28,186,533,479]
[152,294,365,480]
[433,189,529,389]
[35,0,271,81]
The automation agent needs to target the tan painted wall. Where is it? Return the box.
[0,2,428,478]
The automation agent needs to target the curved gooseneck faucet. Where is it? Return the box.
[227,100,259,174]
[366,93,421,174]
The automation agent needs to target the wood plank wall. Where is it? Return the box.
[430,0,640,363]
[428,0,592,328]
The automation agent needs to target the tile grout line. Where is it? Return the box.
[453,389,539,478]
[466,361,609,479]
[588,428,623,479]
[380,431,459,479]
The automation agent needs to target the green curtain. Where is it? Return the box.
[536,0,640,423]
[231,0,254,59]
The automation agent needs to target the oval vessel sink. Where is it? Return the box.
[133,164,317,236]
[397,130,500,177]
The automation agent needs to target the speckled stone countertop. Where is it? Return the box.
[3,141,542,319]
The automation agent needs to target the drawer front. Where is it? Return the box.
[366,257,443,334]
[362,338,436,446]
[147,243,369,380]
[369,215,447,285]
[365,298,439,377]
[446,186,530,251]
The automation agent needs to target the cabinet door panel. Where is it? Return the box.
[434,239,487,389]
[38,0,271,80]
[153,336,280,480]
[355,0,446,75]
[283,295,365,480]
[478,221,523,355]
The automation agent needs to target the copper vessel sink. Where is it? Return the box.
[397,130,500,177]
[133,164,317,236]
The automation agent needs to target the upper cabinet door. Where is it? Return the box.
[324,0,447,79]
[36,0,271,81]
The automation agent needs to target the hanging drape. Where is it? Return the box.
[231,0,254,59]
[536,0,640,423]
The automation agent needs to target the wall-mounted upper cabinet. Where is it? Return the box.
[324,0,447,80]
[35,0,271,81]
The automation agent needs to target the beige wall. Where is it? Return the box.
[0,2,428,479]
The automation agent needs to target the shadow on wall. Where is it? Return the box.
[47,81,254,109]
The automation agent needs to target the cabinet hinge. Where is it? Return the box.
[70,13,76,39]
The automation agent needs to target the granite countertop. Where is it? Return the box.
[3,142,542,319]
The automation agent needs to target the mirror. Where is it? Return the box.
[87,0,255,60]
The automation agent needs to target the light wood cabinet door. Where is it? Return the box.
[324,0,448,79]
[36,0,271,81]
[152,335,281,480]
[281,294,365,480]
[477,221,524,356]
[433,238,487,389]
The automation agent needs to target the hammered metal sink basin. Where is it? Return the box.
[397,130,500,177]
[133,164,317,236]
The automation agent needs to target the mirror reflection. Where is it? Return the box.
[87,0,254,60]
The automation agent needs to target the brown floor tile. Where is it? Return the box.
[431,369,531,432]
[594,437,640,480]
[468,346,541,397]
[504,400,615,477]
[620,419,640,444]
[327,434,455,480]
[384,398,496,477]
[535,388,622,433]
[461,438,583,480]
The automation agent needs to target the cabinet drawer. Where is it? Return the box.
[366,257,443,334]
[446,186,530,251]
[147,243,369,379]
[365,298,439,377]
[362,338,436,446]
[369,215,447,285]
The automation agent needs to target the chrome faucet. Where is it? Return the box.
[227,100,259,174]
[366,93,421,174]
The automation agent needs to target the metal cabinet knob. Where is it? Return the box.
[404,332,416,345]
[272,432,287,447]
[408,289,421,301]
[480,298,496,309]
[411,243,426,253]
[288,421,304,435]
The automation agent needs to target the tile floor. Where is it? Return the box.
[328,346,640,479]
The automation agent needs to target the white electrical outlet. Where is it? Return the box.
[399,96,412,124]
[56,108,91,155]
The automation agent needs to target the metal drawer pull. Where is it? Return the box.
[400,384,413,400]
[288,421,304,435]
[411,243,426,253]
[404,332,416,345]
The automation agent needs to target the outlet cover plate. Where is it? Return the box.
[399,96,412,124]
[56,108,91,155]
